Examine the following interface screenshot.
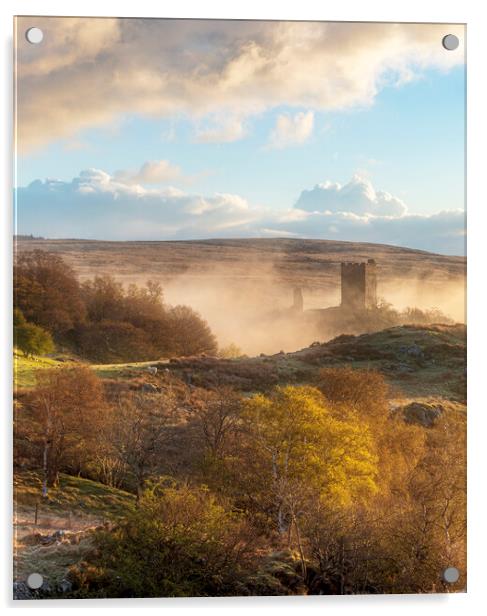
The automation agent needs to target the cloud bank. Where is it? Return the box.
[15,168,465,255]
[15,18,464,149]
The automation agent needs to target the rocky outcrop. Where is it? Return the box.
[401,401,444,427]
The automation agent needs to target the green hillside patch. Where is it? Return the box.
[14,349,166,389]
[92,359,168,380]
[14,471,135,521]
[14,350,63,389]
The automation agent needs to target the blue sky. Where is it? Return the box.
[15,18,466,254]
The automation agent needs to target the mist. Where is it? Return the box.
[162,265,466,356]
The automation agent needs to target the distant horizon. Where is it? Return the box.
[14,233,466,259]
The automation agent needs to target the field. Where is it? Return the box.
[15,237,465,286]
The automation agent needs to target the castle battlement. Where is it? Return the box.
[289,259,377,316]
[340,259,377,310]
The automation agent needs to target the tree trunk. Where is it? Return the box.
[293,514,307,579]
[135,479,145,506]
[46,465,59,488]
[42,440,49,498]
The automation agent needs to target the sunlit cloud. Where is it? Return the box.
[114,160,185,185]
[194,116,247,143]
[267,111,314,149]
[294,174,408,217]
[15,18,464,150]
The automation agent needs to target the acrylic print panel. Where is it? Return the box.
[13,16,466,599]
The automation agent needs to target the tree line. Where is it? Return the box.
[14,250,217,362]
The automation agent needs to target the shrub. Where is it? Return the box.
[74,484,253,597]
[217,343,244,359]
[317,366,389,423]
[14,308,55,357]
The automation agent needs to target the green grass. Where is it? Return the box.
[91,359,167,380]
[14,350,64,389]
[14,349,166,388]
[14,470,135,520]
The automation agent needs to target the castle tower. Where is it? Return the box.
[292,287,304,312]
[340,259,377,311]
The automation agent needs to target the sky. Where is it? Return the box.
[14,18,466,255]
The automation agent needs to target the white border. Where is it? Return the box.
[1,1,486,614]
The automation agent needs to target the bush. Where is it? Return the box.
[217,343,245,359]
[14,308,55,357]
[73,484,253,597]
[317,366,389,423]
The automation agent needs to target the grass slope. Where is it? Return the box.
[14,350,62,389]
[14,324,466,401]
[14,349,163,389]
[167,324,466,400]
[14,471,135,586]
[14,470,135,520]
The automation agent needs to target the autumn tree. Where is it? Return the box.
[14,250,86,337]
[317,366,390,423]
[78,275,216,361]
[387,410,466,592]
[232,385,378,574]
[318,367,426,496]
[188,386,242,460]
[28,366,109,494]
[80,275,126,323]
[111,390,180,501]
[75,320,157,363]
[167,305,218,357]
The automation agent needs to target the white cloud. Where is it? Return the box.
[115,160,184,185]
[15,18,465,150]
[268,111,314,149]
[16,169,465,255]
[294,174,408,217]
[194,117,246,143]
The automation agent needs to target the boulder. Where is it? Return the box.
[402,401,444,427]
[140,383,160,393]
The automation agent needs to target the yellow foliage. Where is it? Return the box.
[242,385,378,511]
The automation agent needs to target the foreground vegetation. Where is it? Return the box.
[14,360,466,597]
[13,249,466,598]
